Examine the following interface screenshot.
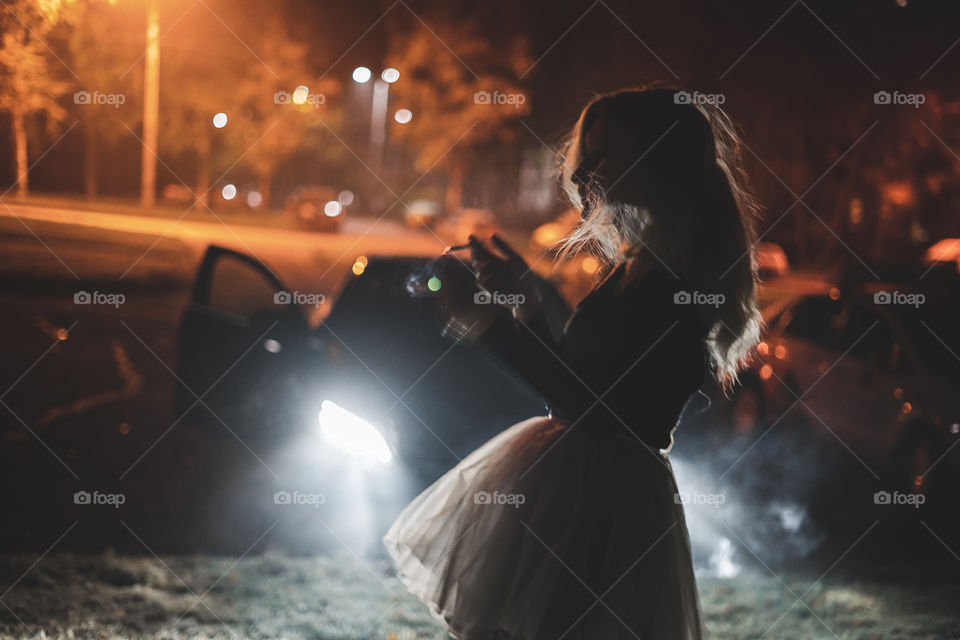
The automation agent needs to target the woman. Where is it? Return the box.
[384,87,761,639]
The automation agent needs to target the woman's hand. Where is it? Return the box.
[428,254,499,343]
[469,234,541,320]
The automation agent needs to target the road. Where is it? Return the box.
[0,202,448,553]
[0,201,447,294]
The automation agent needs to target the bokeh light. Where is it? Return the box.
[381,67,400,83]
[221,184,237,200]
[352,66,372,83]
[292,85,309,105]
[324,200,342,217]
[352,255,368,276]
[212,112,228,128]
[394,108,413,124]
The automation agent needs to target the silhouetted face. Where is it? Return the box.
[572,107,657,222]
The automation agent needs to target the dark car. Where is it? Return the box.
[723,288,960,491]
[679,282,960,565]
[174,246,562,552]
[175,246,553,484]
[284,186,346,232]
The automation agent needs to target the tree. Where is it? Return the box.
[67,0,140,198]
[224,18,341,208]
[0,0,76,197]
[158,6,339,209]
[385,18,531,212]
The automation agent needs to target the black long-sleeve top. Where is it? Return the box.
[478,263,708,451]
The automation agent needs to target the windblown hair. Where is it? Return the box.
[559,88,762,387]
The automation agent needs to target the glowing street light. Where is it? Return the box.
[323,200,342,217]
[292,85,310,105]
[354,66,400,173]
[381,67,400,83]
[352,66,372,83]
[394,108,413,124]
[212,112,228,128]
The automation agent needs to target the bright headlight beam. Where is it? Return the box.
[318,400,392,463]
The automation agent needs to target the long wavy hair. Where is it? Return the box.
[559,88,761,386]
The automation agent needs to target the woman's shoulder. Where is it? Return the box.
[616,262,707,332]
[616,261,687,300]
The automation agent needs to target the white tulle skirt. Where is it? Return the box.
[383,416,703,639]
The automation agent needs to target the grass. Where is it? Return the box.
[0,552,956,639]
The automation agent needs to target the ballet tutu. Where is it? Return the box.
[383,416,703,639]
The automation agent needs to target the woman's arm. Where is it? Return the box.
[474,273,703,450]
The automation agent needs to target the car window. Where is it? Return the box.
[208,253,281,317]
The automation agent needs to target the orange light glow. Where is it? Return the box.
[757,341,769,355]
[914,475,924,487]
[532,222,564,248]
[119,423,130,435]
[848,197,863,225]
[56,328,69,341]
[893,387,903,399]
[774,345,787,360]
[902,402,913,414]
[924,238,960,264]
[352,256,368,275]
[829,287,841,300]
[759,364,773,380]
[581,256,600,275]
[883,181,915,207]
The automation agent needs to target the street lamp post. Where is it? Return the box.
[140,0,160,209]
[353,67,399,176]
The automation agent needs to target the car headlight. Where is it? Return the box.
[318,400,392,463]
